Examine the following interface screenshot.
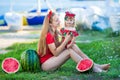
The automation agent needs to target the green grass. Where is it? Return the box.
[0,28,120,80]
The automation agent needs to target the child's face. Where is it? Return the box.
[65,17,75,27]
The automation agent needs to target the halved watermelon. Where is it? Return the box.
[76,58,93,72]
[2,57,20,74]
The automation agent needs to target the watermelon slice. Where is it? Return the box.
[2,57,20,74]
[76,58,93,72]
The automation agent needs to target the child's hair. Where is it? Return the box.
[37,10,60,56]
[64,11,75,20]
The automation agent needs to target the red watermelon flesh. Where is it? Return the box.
[76,58,93,72]
[2,57,20,73]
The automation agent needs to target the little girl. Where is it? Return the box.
[60,11,89,59]
[60,11,78,47]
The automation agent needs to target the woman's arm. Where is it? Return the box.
[48,34,71,56]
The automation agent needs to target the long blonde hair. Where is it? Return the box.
[37,11,60,56]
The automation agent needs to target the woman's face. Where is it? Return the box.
[50,14,60,30]
[65,17,75,27]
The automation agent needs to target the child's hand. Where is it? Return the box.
[67,44,72,48]
[64,33,72,43]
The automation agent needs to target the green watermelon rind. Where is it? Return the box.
[1,57,20,74]
[76,58,93,72]
[20,49,40,72]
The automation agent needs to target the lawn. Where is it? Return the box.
[0,28,120,80]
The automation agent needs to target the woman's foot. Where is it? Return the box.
[93,66,108,73]
[96,63,110,70]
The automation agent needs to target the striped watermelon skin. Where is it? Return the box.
[21,49,40,72]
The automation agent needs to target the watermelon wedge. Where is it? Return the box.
[76,58,93,72]
[2,57,20,74]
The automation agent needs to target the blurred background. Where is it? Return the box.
[0,0,120,32]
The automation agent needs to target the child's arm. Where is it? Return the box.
[67,36,76,48]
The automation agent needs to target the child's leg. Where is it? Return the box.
[71,44,89,59]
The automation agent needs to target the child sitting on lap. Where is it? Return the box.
[60,11,79,48]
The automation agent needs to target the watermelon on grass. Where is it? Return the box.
[76,58,93,72]
[1,57,20,74]
[20,49,40,72]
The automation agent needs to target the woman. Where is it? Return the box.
[37,10,110,72]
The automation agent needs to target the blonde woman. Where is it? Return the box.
[37,10,110,72]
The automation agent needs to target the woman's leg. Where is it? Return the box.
[71,44,110,71]
[69,49,105,72]
[41,50,70,71]
[41,49,83,71]
[41,48,109,72]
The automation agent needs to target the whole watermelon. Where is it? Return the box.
[21,49,40,72]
